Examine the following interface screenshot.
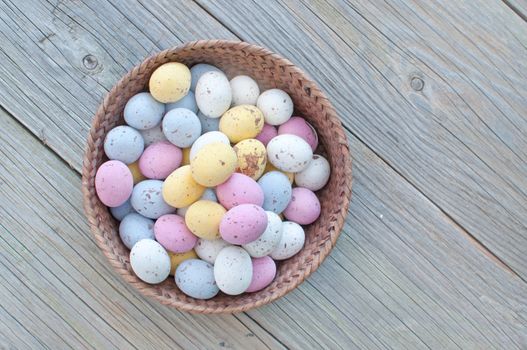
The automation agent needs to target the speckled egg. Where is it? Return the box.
[283,187,321,225]
[189,131,230,160]
[278,116,318,151]
[295,154,330,191]
[185,200,226,240]
[201,188,217,202]
[242,211,283,258]
[263,161,294,184]
[168,250,198,276]
[230,75,260,106]
[190,63,221,91]
[181,147,191,166]
[154,214,197,253]
[214,246,252,295]
[255,123,277,146]
[197,111,220,133]
[270,221,305,260]
[195,71,232,118]
[246,256,276,293]
[140,124,167,147]
[166,90,198,114]
[131,180,175,219]
[267,134,313,172]
[257,171,292,214]
[127,161,146,184]
[110,198,135,221]
[194,238,231,264]
[124,92,165,130]
[220,204,268,245]
[138,141,182,180]
[191,142,237,187]
[130,239,170,284]
[257,89,293,125]
[104,126,144,164]
[176,259,219,299]
[149,62,191,103]
[119,213,154,249]
[219,105,264,143]
[233,139,266,180]
[216,173,264,210]
[162,108,202,148]
[162,165,205,208]
[95,160,133,207]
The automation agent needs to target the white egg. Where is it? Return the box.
[243,211,283,257]
[257,89,293,125]
[214,246,252,295]
[190,63,221,91]
[195,238,231,264]
[130,239,170,284]
[230,75,260,106]
[140,124,167,147]
[195,71,232,118]
[270,221,305,260]
[162,108,202,148]
[266,134,313,172]
[189,131,230,160]
[295,154,331,191]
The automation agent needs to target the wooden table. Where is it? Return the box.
[0,1,526,348]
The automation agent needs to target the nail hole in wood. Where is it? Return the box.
[83,54,98,70]
[410,76,424,91]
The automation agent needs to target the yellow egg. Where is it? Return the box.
[185,200,226,240]
[264,161,295,184]
[168,250,198,276]
[149,62,191,103]
[190,142,237,186]
[127,161,146,184]
[219,105,264,143]
[233,139,267,180]
[162,165,205,208]
[181,147,191,165]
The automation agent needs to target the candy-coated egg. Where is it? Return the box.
[176,206,189,218]
[149,62,191,103]
[233,139,266,180]
[162,165,205,208]
[278,116,318,151]
[214,246,252,295]
[295,154,330,191]
[270,221,305,260]
[130,239,170,284]
[216,173,264,209]
[267,134,313,172]
[131,180,175,219]
[257,171,292,214]
[194,238,231,264]
[243,211,283,258]
[95,160,133,207]
[197,111,220,133]
[104,126,144,164]
[219,105,264,143]
[246,256,276,292]
[166,90,198,114]
[257,89,293,125]
[175,259,219,299]
[124,92,165,130]
[201,188,217,202]
[127,161,146,184]
[263,161,294,184]
[255,123,277,146]
[140,124,167,147]
[110,198,135,221]
[220,204,268,245]
[283,187,321,225]
[181,148,191,165]
[190,63,221,91]
[191,142,237,187]
[162,108,201,148]
[189,131,230,160]
[154,214,197,253]
[138,141,182,179]
[119,213,154,249]
[230,75,260,106]
[168,250,198,276]
[185,200,226,240]
[195,71,232,118]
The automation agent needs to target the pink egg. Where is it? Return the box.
[220,204,268,244]
[278,116,318,151]
[216,173,264,210]
[95,160,133,207]
[154,214,197,253]
[283,187,321,225]
[255,123,277,146]
[138,141,182,179]
[246,256,276,293]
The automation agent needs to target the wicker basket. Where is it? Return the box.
[82,40,352,313]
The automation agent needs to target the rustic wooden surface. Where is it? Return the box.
[0,0,525,349]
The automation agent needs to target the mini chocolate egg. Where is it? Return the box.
[243,211,283,258]
[190,63,221,91]
[194,238,231,264]
[124,92,165,130]
[189,131,230,160]
[110,198,135,221]
[197,111,220,133]
[138,141,182,180]
[220,204,268,245]
[154,214,197,253]
[131,180,175,219]
[149,62,191,103]
[263,161,294,184]
[140,124,167,147]
[95,160,133,207]
[104,126,144,164]
[255,123,277,146]
[191,142,237,187]
[233,139,267,180]
[266,134,313,172]
[257,171,292,214]
[246,256,276,293]
[119,213,155,249]
[278,116,318,151]
[201,188,217,202]
[127,161,146,184]
[176,259,219,299]
[230,75,260,106]
[181,148,191,166]
[270,221,305,260]
[195,71,232,118]
[295,154,330,191]
[166,90,198,114]
[185,200,226,240]
[219,105,264,143]
[216,173,264,209]
[168,250,198,276]
[176,206,189,218]
[283,187,321,225]
[162,165,205,208]
[214,246,252,295]
[130,239,170,284]
[162,108,202,148]
[257,89,293,125]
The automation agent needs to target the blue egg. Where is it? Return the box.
[190,63,221,91]
[175,259,219,299]
[131,180,175,219]
[257,171,292,214]
[166,91,198,114]
[197,111,220,133]
[119,213,155,249]
[104,125,144,164]
[124,92,165,130]
[110,198,135,221]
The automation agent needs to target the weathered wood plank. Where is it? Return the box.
[503,0,527,20]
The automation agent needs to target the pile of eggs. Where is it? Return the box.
[95,61,330,299]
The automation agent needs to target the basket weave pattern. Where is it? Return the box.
[82,40,352,313]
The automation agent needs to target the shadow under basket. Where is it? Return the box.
[81,40,352,314]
